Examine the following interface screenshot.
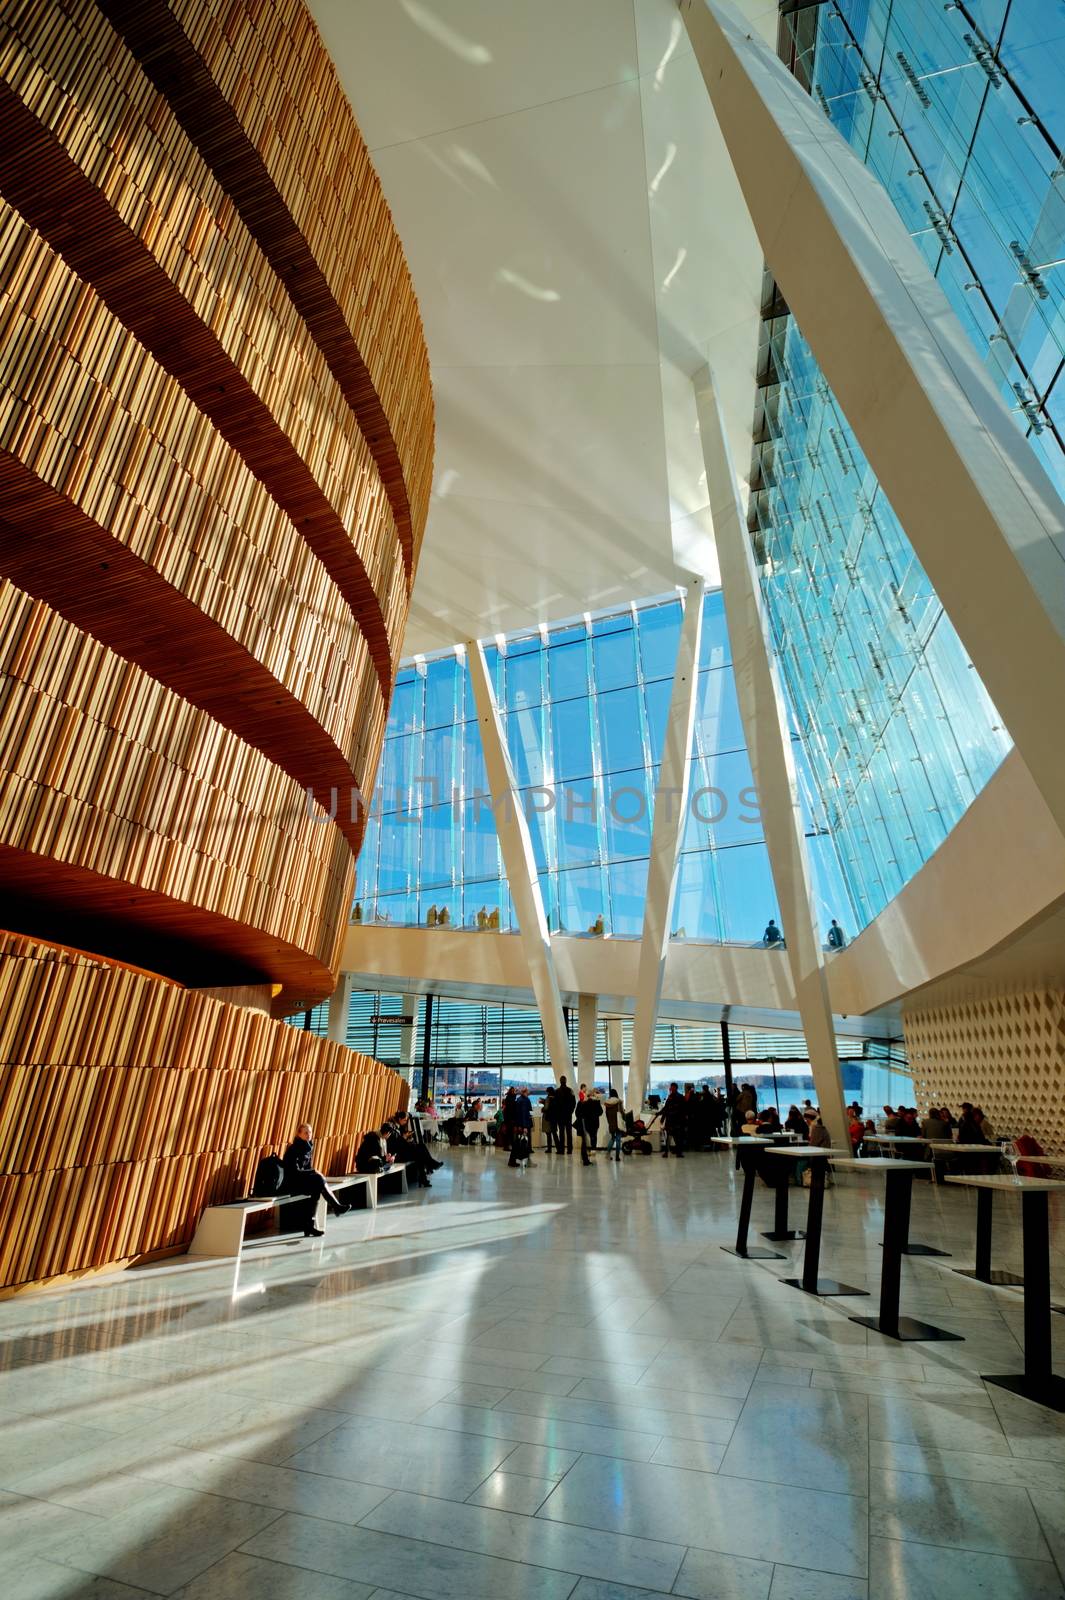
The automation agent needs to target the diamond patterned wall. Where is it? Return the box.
[904,987,1065,1154]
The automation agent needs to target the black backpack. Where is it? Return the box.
[252,1153,285,1197]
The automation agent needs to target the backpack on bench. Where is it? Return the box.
[253,1153,285,1197]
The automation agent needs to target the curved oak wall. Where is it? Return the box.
[0,0,430,1285]
[0,935,407,1291]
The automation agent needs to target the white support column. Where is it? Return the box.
[467,639,573,1083]
[606,1019,624,1083]
[326,972,354,1046]
[577,994,598,1091]
[399,992,419,1083]
[626,577,704,1114]
[681,0,1065,847]
[694,364,849,1151]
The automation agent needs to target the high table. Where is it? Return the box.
[835,1158,962,1342]
[922,1143,1021,1286]
[946,1174,1065,1411]
[763,1148,868,1297]
[712,1138,785,1261]
[869,1152,946,1260]
[761,1145,807,1243]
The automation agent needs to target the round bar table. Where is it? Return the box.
[835,1158,962,1342]
[763,1148,868,1297]
[712,1138,785,1261]
[921,1143,1020,1285]
[946,1174,1065,1412]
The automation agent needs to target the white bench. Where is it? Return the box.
[187,1163,410,1259]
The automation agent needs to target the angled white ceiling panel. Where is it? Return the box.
[310,0,773,655]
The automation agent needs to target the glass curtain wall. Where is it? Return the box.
[750,0,1061,928]
[305,991,909,1111]
[354,591,853,944]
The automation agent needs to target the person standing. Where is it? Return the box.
[542,1086,560,1153]
[575,1096,593,1166]
[582,1091,602,1151]
[603,1086,625,1161]
[662,1082,687,1158]
[508,1086,535,1167]
[553,1075,576,1155]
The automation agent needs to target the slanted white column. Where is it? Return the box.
[626,577,704,1114]
[577,994,598,1090]
[694,364,849,1151]
[467,639,573,1083]
[326,972,354,1046]
[681,0,1065,846]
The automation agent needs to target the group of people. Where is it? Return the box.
[499,1078,627,1167]
[355,1109,443,1188]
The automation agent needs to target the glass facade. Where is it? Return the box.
[750,0,1062,927]
[354,591,853,944]
[303,991,909,1112]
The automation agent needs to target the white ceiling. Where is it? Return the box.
[309,0,776,655]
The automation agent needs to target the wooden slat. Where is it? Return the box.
[0,931,408,1290]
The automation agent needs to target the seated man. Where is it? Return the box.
[355,1125,393,1174]
[385,1111,441,1188]
[282,1123,349,1237]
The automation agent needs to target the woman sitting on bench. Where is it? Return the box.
[283,1123,349,1237]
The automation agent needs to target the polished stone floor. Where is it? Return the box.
[2,1147,1065,1600]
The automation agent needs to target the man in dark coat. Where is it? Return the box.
[552,1075,576,1155]
[282,1123,348,1237]
[661,1083,687,1158]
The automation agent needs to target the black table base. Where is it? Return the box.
[882,1241,952,1257]
[783,1160,865,1298]
[851,1167,960,1343]
[721,1149,785,1262]
[980,1190,1065,1412]
[762,1163,805,1242]
[953,1186,1022,1286]
[784,1275,867,1298]
[982,1372,1065,1412]
[851,1313,963,1343]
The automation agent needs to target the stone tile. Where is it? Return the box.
[0,1489,103,1568]
[466,1470,555,1514]
[568,1377,743,1420]
[0,1415,119,1491]
[8,1562,155,1599]
[867,1534,1064,1600]
[499,1443,580,1479]
[242,1513,580,1600]
[491,1386,735,1444]
[869,1437,1064,1488]
[718,1382,869,1497]
[540,1356,651,1382]
[362,1488,684,1591]
[866,1394,1011,1455]
[769,1570,867,1600]
[287,1417,514,1500]
[174,1398,348,1465]
[49,1483,281,1593]
[537,1452,868,1578]
[649,1436,725,1471]
[869,1467,1050,1558]
[415,1400,662,1461]
[171,1551,377,1599]
[672,1547,773,1600]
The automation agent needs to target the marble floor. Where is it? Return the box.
[2,1147,1065,1600]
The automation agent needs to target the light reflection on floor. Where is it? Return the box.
[1,1147,1064,1599]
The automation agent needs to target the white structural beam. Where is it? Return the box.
[626,577,704,1113]
[681,0,1065,847]
[399,992,418,1081]
[694,365,849,1151]
[467,638,573,1083]
[326,971,354,1046]
[577,994,598,1090]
